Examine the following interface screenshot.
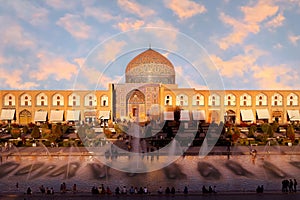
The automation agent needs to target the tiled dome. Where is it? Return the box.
[125,48,175,84]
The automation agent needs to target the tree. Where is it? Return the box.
[286,124,295,142]
[248,125,256,138]
[31,126,41,139]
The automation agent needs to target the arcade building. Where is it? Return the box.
[1,48,300,126]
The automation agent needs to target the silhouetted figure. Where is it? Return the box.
[208,186,213,193]
[171,187,175,194]
[26,187,32,195]
[165,187,170,194]
[294,179,297,192]
[183,186,188,194]
[202,185,208,194]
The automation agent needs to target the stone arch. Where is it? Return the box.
[126,89,145,120]
[19,109,32,125]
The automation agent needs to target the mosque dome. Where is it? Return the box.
[125,48,175,84]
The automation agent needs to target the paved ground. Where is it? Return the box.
[0,192,299,200]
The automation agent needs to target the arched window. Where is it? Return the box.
[164,95,172,106]
[36,93,48,106]
[68,93,80,106]
[3,93,16,106]
[20,93,32,106]
[256,93,267,106]
[52,93,64,106]
[287,93,298,106]
[224,94,236,106]
[271,93,283,106]
[240,93,251,106]
[84,93,97,106]
[209,94,220,106]
[101,95,109,107]
[192,94,204,106]
[176,94,188,106]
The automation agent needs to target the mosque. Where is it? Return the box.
[1,48,300,125]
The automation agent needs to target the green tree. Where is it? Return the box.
[248,125,257,138]
[287,124,295,142]
[31,126,41,139]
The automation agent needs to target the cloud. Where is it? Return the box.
[117,0,155,18]
[56,14,91,39]
[0,20,35,50]
[84,6,120,22]
[164,0,206,20]
[31,53,78,81]
[251,65,297,89]
[218,1,278,50]
[288,33,300,46]
[265,12,285,30]
[0,68,39,89]
[210,46,266,78]
[5,1,49,26]
[96,40,127,65]
[115,18,145,31]
[45,0,77,10]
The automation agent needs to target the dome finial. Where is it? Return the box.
[149,43,151,49]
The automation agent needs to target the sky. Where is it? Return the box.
[0,0,300,91]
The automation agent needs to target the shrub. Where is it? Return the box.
[31,126,41,139]
[286,124,295,142]
[11,128,21,139]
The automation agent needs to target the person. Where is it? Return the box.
[213,185,217,193]
[171,187,175,194]
[16,182,19,191]
[183,186,188,194]
[106,186,112,195]
[143,186,148,194]
[129,186,134,194]
[208,186,213,193]
[158,186,163,194]
[72,184,77,194]
[202,185,208,194]
[115,186,120,195]
[289,179,294,192]
[122,186,127,194]
[39,185,45,193]
[294,179,297,192]
[26,187,32,195]
[165,187,170,194]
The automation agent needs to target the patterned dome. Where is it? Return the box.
[125,48,175,84]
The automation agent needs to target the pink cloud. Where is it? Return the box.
[31,53,78,81]
[117,0,155,18]
[218,1,278,50]
[115,18,145,31]
[45,0,77,10]
[56,14,91,39]
[288,33,300,46]
[84,6,120,22]
[164,0,206,20]
[265,12,285,30]
[0,68,39,89]
[96,40,127,64]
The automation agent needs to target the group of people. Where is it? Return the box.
[91,185,189,195]
[202,185,217,194]
[282,179,297,193]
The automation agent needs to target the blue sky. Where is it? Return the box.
[0,0,300,90]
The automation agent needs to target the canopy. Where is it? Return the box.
[180,110,190,121]
[50,110,64,122]
[99,110,110,120]
[287,110,300,121]
[0,109,15,120]
[66,110,80,121]
[256,109,270,119]
[34,110,47,122]
[192,110,205,120]
[240,109,254,121]
[164,111,174,120]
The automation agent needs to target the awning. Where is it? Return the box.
[34,111,47,122]
[240,110,254,121]
[256,109,270,119]
[192,110,205,120]
[287,110,300,121]
[50,110,64,122]
[164,111,174,120]
[99,110,110,120]
[180,110,190,121]
[66,110,80,121]
[0,109,15,120]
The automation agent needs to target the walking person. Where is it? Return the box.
[294,179,297,192]
[289,179,294,193]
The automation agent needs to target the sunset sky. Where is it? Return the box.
[0,0,299,90]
